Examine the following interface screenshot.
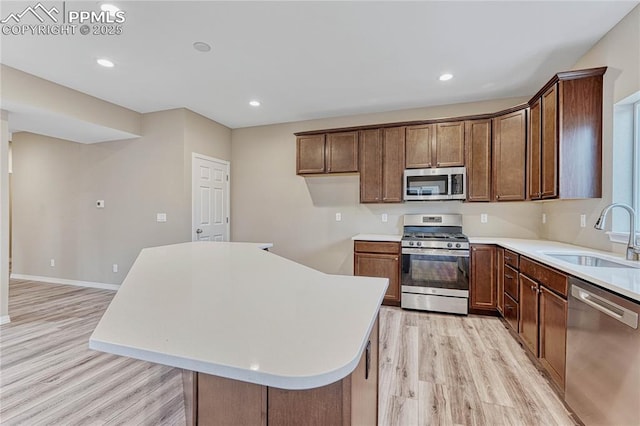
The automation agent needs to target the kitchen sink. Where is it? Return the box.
[544,253,640,269]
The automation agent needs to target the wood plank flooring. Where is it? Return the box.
[1,280,575,425]
[0,280,186,425]
[378,307,576,426]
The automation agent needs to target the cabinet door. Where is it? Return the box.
[492,109,527,201]
[359,129,383,203]
[539,286,567,390]
[354,252,400,305]
[528,98,542,199]
[326,131,358,173]
[541,85,558,198]
[296,135,326,174]
[503,293,519,332]
[465,119,492,201]
[405,124,434,168]
[496,247,504,315]
[470,245,496,311]
[435,121,465,167]
[382,127,405,203]
[519,274,539,356]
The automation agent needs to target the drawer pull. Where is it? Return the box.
[505,274,514,280]
[530,285,537,292]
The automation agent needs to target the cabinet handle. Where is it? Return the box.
[505,274,514,280]
[394,257,398,261]
[365,340,371,380]
[530,285,537,292]
[504,256,512,261]
[437,162,441,167]
[496,195,501,200]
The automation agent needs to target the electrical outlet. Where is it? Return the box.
[50,259,55,267]
[381,213,388,223]
[112,264,118,273]
[542,213,547,224]
[580,214,586,228]
[156,213,167,223]
[335,212,342,222]
[480,213,488,224]
[96,200,105,208]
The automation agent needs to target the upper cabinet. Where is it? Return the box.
[405,121,464,169]
[527,68,605,200]
[296,131,358,175]
[359,127,405,203]
[466,119,492,202]
[492,108,527,201]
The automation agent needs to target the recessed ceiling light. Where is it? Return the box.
[193,42,212,52]
[100,3,120,14]
[439,73,453,81]
[97,58,115,68]
[249,100,261,107]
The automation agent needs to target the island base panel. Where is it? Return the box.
[193,317,378,425]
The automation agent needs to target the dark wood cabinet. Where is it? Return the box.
[296,132,358,175]
[496,247,504,315]
[539,286,567,390]
[354,241,401,306]
[296,134,326,174]
[359,129,383,203]
[405,124,434,168]
[405,121,464,169]
[527,67,605,200]
[470,244,496,311]
[519,273,539,356]
[492,108,527,201]
[465,119,492,202]
[381,127,405,203]
[503,294,519,331]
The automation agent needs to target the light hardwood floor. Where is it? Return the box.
[1,280,575,425]
[0,280,185,425]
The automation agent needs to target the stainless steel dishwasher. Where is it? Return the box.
[566,277,640,425]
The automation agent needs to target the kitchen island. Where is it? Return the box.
[89,242,388,425]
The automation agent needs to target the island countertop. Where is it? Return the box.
[89,242,387,390]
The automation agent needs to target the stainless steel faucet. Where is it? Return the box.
[594,203,640,261]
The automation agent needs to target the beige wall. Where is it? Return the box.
[11,109,231,284]
[541,4,640,252]
[1,111,10,322]
[231,98,542,275]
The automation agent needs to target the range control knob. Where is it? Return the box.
[447,242,453,248]
[409,241,414,246]
[456,243,461,248]
[417,241,422,247]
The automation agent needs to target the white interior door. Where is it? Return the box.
[192,154,230,242]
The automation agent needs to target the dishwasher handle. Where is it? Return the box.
[571,284,639,329]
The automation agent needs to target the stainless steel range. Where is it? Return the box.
[401,214,469,315]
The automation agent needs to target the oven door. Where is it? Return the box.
[401,248,469,296]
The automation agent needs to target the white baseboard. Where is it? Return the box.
[10,274,120,291]
[0,315,11,325]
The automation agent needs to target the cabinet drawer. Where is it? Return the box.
[503,293,518,332]
[504,265,519,301]
[520,257,568,297]
[504,250,520,269]
[354,241,400,255]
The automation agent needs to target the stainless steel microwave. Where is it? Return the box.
[403,167,466,201]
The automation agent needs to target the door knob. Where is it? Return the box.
[196,229,203,234]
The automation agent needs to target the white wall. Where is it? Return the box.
[1,110,10,323]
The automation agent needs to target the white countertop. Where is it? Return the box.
[89,242,388,390]
[352,233,402,242]
[469,238,640,302]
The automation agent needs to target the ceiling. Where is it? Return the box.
[1,1,638,131]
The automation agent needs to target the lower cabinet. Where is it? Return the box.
[496,247,505,314]
[354,241,401,306]
[195,319,379,426]
[539,286,568,390]
[518,274,540,356]
[470,244,497,312]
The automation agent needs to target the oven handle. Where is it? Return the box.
[401,248,470,257]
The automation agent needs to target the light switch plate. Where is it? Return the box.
[157,213,167,223]
[112,264,118,273]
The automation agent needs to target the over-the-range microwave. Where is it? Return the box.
[403,167,466,201]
